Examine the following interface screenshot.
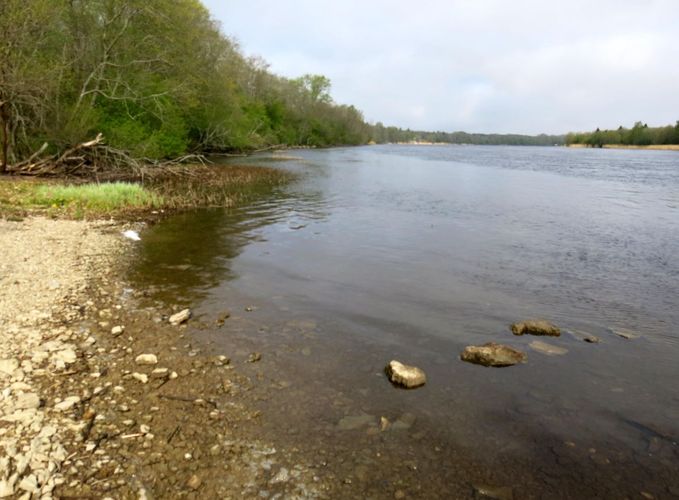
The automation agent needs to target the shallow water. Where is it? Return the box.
[130,145,679,498]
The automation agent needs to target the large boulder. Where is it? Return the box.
[510,319,560,336]
[385,360,426,388]
[460,342,527,367]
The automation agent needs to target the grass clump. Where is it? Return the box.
[0,178,163,218]
[32,182,163,212]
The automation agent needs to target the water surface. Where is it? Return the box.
[130,145,679,498]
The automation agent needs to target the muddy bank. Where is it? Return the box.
[0,217,325,498]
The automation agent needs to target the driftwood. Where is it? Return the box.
[9,133,107,176]
[6,133,211,178]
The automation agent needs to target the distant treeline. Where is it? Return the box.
[371,123,565,146]
[0,0,371,170]
[566,121,679,147]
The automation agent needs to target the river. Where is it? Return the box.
[130,145,679,498]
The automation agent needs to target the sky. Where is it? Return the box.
[203,0,679,135]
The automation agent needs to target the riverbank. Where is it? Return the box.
[567,143,679,151]
[0,215,327,498]
[0,163,293,220]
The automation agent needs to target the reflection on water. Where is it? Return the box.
[128,187,329,304]
[129,146,679,497]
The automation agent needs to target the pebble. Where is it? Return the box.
[271,467,289,484]
[0,358,19,375]
[169,309,191,326]
[135,354,158,365]
[53,349,77,364]
[132,373,149,384]
[18,474,38,493]
[15,393,41,410]
[187,474,202,490]
[151,368,169,378]
[54,396,80,412]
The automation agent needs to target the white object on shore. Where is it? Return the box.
[122,230,141,241]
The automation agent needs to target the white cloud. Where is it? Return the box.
[203,0,679,134]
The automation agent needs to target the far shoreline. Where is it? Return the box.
[567,143,679,151]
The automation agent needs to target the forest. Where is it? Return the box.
[566,121,679,147]
[371,123,565,145]
[0,0,372,173]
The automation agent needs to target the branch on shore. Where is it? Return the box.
[6,134,211,178]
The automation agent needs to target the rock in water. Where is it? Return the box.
[510,319,560,336]
[460,343,527,367]
[473,484,514,500]
[385,360,426,388]
[529,340,568,356]
[169,308,191,326]
[566,329,601,343]
[612,328,639,340]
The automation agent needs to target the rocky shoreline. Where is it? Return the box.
[0,217,324,499]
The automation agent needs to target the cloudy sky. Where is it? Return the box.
[203,0,679,135]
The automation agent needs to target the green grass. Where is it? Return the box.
[31,182,163,212]
[0,179,163,218]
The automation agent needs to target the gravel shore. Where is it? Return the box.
[0,217,323,499]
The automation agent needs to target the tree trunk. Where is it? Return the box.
[0,101,8,173]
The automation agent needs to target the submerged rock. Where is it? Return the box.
[337,413,374,431]
[529,340,568,356]
[473,484,514,500]
[169,308,191,326]
[460,343,527,367]
[392,413,417,430]
[385,360,426,388]
[566,329,601,343]
[215,310,231,327]
[511,319,560,336]
[612,328,639,340]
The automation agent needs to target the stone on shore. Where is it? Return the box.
[169,308,191,326]
[53,348,78,364]
[132,372,149,384]
[0,358,19,375]
[385,360,426,388]
[460,342,527,367]
[135,354,158,365]
[54,396,80,412]
[529,340,568,356]
[510,319,560,337]
[15,393,41,410]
